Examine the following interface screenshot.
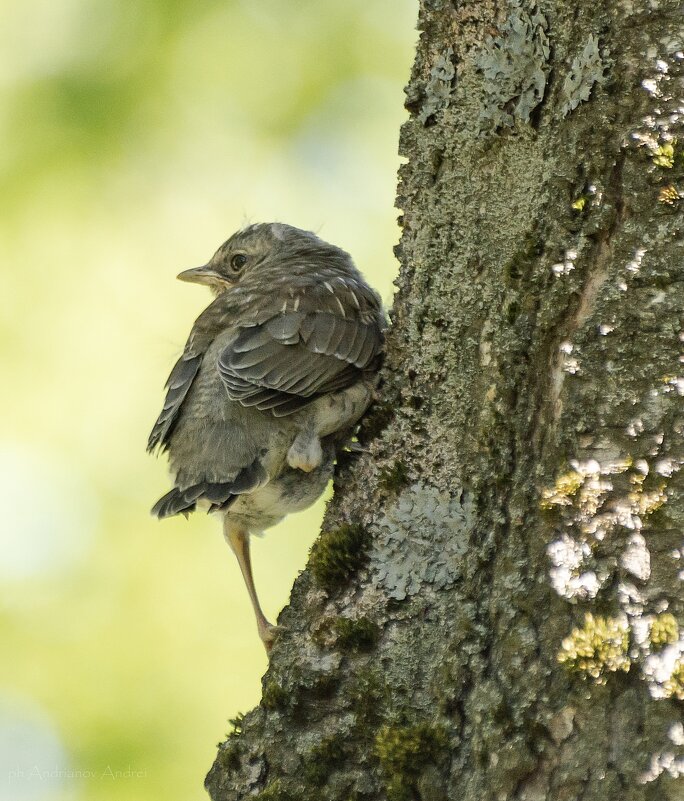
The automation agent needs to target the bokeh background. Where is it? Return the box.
[0,1,416,799]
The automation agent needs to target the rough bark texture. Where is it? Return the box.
[206,2,684,799]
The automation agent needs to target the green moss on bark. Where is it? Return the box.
[334,617,380,652]
[375,722,449,801]
[261,680,289,711]
[308,523,368,592]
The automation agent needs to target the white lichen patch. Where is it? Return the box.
[552,248,578,276]
[626,247,647,273]
[630,49,684,174]
[548,534,602,600]
[670,722,684,746]
[562,355,581,376]
[621,533,651,581]
[640,749,684,784]
[560,34,610,116]
[546,420,682,693]
[664,375,684,396]
[558,340,581,375]
[655,458,678,477]
[642,639,684,699]
[626,418,645,437]
[368,483,473,600]
[475,1,550,130]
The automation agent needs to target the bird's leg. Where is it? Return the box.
[223,521,278,652]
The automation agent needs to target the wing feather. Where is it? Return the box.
[217,279,383,415]
[147,352,202,453]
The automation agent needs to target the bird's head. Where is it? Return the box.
[176,223,357,296]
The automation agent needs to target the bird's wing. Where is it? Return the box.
[217,278,384,417]
[148,295,233,454]
[147,350,203,453]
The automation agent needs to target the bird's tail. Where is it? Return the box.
[151,458,269,519]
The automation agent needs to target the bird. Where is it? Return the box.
[147,223,384,651]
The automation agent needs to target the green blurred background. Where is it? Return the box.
[0,1,415,799]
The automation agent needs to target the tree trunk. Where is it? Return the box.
[206,2,684,799]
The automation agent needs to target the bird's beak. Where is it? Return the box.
[176,265,220,286]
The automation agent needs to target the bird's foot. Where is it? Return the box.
[258,620,284,654]
[334,441,367,476]
[346,441,368,455]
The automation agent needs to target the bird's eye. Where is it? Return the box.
[230,254,248,272]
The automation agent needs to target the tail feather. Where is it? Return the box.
[151,457,269,519]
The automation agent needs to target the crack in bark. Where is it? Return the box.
[547,153,626,427]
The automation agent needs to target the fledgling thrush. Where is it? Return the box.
[148,223,384,651]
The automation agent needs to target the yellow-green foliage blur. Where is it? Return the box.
[0,2,416,798]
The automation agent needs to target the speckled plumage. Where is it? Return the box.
[148,223,384,648]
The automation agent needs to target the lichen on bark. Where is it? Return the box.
[206,2,684,799]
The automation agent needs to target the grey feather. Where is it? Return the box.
[346,323,369,366]
[217,289,383,414]
[264,312,306,342]
[150,456,269,518]
[147,352,202,453]
[307,316,338,354]
[231,327,273,352]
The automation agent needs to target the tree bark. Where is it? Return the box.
[206,2,684,799]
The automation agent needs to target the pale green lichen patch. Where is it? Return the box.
[649,614,680,650]
[558,613,631,681]
[560,34,609,116]
[475,1,550,130]
[418,47,455,125]
[368,483,473,600]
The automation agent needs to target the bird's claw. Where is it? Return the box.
[259,621,285,654]
[346,441,368,454]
